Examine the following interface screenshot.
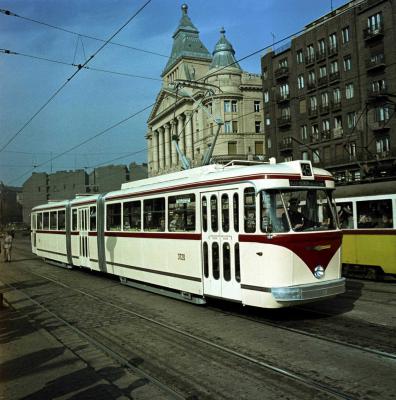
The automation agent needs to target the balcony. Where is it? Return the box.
[277,115,292,127]
[366,54,385,72]
[275,67,289,80]
[279,137,293,152]
[363,25,384,41]
[318,76,328,87]
[319,104,330,115]
[371,120,390,132]
[329,71,340,83]
[367,86,388,101]
[308,107,318,118]
[331,100,342,111]
[328,45,338,57]
[316,50,326,62]
[333,127,343,138]
[276,92,290,103]
[321,130,331,140]
[305,54,315,66]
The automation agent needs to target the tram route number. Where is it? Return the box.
[177,253,186,261]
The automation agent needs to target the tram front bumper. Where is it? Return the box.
[271,278,346,302]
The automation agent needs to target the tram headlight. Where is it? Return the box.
[314,265,325,279]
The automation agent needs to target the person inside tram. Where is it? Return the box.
[169,213,184,231]
[282,197,304,231]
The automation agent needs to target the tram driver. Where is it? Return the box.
[282,198,304,231]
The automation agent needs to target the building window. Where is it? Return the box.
[328,32,337,50]
[334,115,343,137]
[264,90,269,103]
[309,96,317,111]
[375,105,390,122]
[301,151,309,160]
[321,92,329,106]
[263,67,268,80]
[284,155,293,162]
[224,121,232,133]
[368,12,382,32]
[343,55,352,71]
[311,124,319,141]
[296,49,304,64]
[279,83,289,98]
[265,116,271,126]
[255,121,262,133]
[317,39,326,55]
[280,107,290,119]
[232,121,238,133]
[322,119,330,132]
[376,136,390,154]
[330,60,339,74]
[347,112,357,129]
[307,44,315,61]
[319,65,327,78]
[300,125,308,140]
[297,74,304,89]
[342,26,350,43]
[255,141,263,155]
[228,141,237,155]
[308,70,316,84]
[313,150,320,163]
[267,137,272,149]
[345,83,354,99]
[231,100,238,112]
[371,79,386,93]
[254,101,260,112]
[224,100,231,113]
[347,142,356,159]
[333,87,341,103]
[279,58,288,68]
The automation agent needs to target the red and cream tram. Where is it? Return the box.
[31,160,345,308]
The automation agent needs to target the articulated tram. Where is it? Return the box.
[31,160,345,308]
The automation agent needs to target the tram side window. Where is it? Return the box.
[144,198,165,232]
[168,194,195,232]
[221,194,230,232]
[58,210,66,231]
[72,209,78,231]
[37,213,43,230]
[50,211,57,230]
[43,212,49,230]
[32,214,36,230]
[337,202,353,228]
[357,199,393,228]
[235,243,241,282]
[202,197,208,232]
[244,188,256,233]
[210,195,218,232]
[233,193,239,232]
[260,191,288,233]
[123,201,141,231]
[90,206,97,231]
[106,203,121,231]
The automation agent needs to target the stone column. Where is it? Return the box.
[170,120,178,166]
[164,123,171,168]
[158,127,164,171]
[177,115,185,157]
[152,130,159,173]
[185,111,194,162]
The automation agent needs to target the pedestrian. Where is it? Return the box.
[3,231,13,262]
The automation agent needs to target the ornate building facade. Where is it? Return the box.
[146,4,263,176]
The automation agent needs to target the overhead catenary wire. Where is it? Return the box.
[0,0,152,154]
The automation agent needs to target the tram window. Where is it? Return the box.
[210,195,218,232]
[32,214,36,230]
[144,198,165,232]
[202,197,208,232]
[50,211,57,230]
[244,188,256,233]
[337,202,353,228]
[37,213,43,230]
[203,242,209,278]
[357,199,393,228]
[58,210,66,231]
[235,243,241,282]
[221,194,230,232]
[123,201,141,231]
[233,193,239,232]
[72,209,78,231]
[260,191,288,233]
[168,194,195,232]
[106,203,121,231]
[223,242,231,281]
[89,206,97,231]
[212,242,220,280]
[43,212,49,230]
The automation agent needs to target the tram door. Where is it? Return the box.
[78,208,90,267]
[201,190,241,301]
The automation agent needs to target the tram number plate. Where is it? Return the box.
[177,253,186,261]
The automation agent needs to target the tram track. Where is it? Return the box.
[5,266,358,400]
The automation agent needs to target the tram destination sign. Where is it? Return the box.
[290,180,325,187]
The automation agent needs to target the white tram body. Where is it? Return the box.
[31,160,345,308]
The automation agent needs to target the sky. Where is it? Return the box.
[0,0,349,187]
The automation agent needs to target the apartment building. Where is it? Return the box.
[261,0,396,183]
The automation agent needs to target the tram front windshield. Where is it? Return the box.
[260,189,337,233]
